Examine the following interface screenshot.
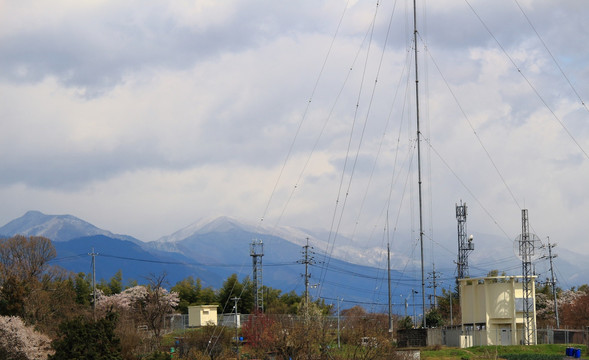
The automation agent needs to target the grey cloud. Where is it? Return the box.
[0,1,327,96]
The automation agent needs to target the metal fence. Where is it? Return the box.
[398,327,589,348]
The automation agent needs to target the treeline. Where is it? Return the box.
[0,235,336,359]
[4,236,589,359]
[91,270,331,316]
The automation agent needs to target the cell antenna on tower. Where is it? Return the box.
[456,200,474,283]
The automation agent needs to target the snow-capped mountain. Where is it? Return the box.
[2,210,587,303]
[154,215,404,269]
[0,211,417,306]
[0,210,140,243]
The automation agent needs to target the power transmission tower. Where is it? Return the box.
[250,238,264,312]
[456,201,474,283]
[542,237,559,328]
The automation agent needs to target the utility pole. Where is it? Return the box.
[298,238,315,318]
[428,266,440,308]
[89,248,98,321]
[449,285,453,327]
[412,289,418,328]
[337,298,342,348]
[543,237,559,328]
[231,297,240,359]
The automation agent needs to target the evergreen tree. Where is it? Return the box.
[49,312,122,360]
[73,272,92,306]
[109,270,123,295]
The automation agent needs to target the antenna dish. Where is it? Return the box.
[513,233,543,261]
[468,234,474,242]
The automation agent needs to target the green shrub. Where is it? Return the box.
[501,354,564,360]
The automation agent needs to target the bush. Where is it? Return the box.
[49,311,122,360]
[144,351,171,360]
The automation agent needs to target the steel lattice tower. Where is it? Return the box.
[520,209,534,345]
[250,238,264,312]
[456,201,473,281]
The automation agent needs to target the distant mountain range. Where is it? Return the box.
[0,211,417,311]
[2,210,587,312]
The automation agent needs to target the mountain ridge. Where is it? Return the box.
[0,210,141,244]
[2,211,416,309]
[2,210,588,303]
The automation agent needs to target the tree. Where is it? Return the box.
[437,287,460,326]
[200,286,217,305]
[0,236,57,318]
[217,274,252,314]
[397,316,413,330]
[24,271,83,337]
[109,270,123,295]
[171,276,202,313]
[425,308,443,328]
[241,311,275,357]
[183,324,231,360]
[140,274,179,341]
[0,315,53,360]
[559,290,589,329]
[73,272,92,306]
[95,274,179,352]
[0,235,56,282]
[0,276,27,317]
[49,311,122,360]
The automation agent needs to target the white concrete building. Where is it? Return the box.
[459,275,537,346]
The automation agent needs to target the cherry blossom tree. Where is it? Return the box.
[95,277,179,346]
[0,315,53,360]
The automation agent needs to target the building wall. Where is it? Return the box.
[460,276,536,346]
[188,305,218,327]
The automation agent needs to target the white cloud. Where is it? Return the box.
[0,0,588,284]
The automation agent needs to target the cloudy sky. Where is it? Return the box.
[1,0,588,280]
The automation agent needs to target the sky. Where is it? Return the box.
[1,0,589,281]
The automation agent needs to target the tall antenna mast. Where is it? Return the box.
[250,238,264,312]
[387,242,392,333]
[456,200,474,283]
[412,0,427,328]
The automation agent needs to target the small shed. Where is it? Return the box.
[188,305,218,327]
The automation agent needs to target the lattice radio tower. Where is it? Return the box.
[250,238,264,312]
[456,200,474,282]
[518,209,537,345]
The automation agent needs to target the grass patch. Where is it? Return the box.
[421,344,588,360]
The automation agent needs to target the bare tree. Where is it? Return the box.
[0,235,56,282]
[0,236,57,318]
[140,273,178,340]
